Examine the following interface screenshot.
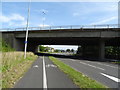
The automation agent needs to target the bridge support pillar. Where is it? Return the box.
[81,45,86,58]
[35,45,39,53]
[27,42,39,53]
[99,40,105,60]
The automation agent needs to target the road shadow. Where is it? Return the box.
[35,53,119,63]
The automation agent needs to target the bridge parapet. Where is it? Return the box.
[0,24,119,32]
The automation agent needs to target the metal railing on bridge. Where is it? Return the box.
[0,24,119,32]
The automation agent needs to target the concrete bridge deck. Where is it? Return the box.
[1,25,120,60]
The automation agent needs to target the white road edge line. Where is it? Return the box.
[43,56,47,89]
[101,73,120,82]
[79,62,105,71]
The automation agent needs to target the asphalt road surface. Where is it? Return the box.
[14,56,78,89]
[56,57,120,88]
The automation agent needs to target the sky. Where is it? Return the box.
[1,1,118,50]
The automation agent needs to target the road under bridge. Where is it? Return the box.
[1,25,120,60]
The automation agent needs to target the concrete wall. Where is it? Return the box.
[2,33,15,48]
[2,32,24,51]
[15,30,120,38]
[13,38,24,51]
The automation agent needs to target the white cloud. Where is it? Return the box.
[1,13,26,27]
[42,17,46,21]
[8,21,27,27]
[10,14,25,21]
[103,4,118,12]
[72,2,117,17]
[20,21,27,26]
[0,15,10,22]
[73,13,79,16]
[16,21,27,27]
[90,16,117,25]
[0,14,25,23]
[38,24,50,27]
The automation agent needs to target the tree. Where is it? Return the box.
[66,49,70,52]
[54,49,59,52]
[77,46,81,54]
[61,50,65,52]
[71,49,74,52]
[105,46,120,59]
[39,45,46,52]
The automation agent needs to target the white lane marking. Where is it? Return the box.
[79,62,105,71]
[71,59,76,61]
[46,64,57,68]
[33,65,39,68]
[43,56,47,89]
[97,63,118,69]
[61,59,75,62]
[85,61,118,69]
[101,73,120,82]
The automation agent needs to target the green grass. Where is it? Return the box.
[111,61,120,64]
[2,52,38,88]
[49,56,107,88]
[0,38,38,88]
[0,38,15,52]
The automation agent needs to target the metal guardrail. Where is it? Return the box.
[0,24,119,32]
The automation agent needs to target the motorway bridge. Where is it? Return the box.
[1,24,120,60]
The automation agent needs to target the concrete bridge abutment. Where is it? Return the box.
[99,40,105,60]
[13,38,24,51]
[78,39,105,60]
[2,33,24,51]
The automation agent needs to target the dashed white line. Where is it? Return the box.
[33,65,39,68]
[61,59,76,62]
[79,62,105,70]
[97,63,118,69]
[43,56,47,89]
[85,61,118,69]
[70,59,76,61]
[101,73,120,82]
[46,64,57,68]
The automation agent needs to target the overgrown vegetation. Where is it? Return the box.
[105,46,120,60]
[39,45,47,52]
[1,39,38,88]
[0,38,15,52]
[2,52,37,88]
[49,56,107,88]
[77,45,120,60]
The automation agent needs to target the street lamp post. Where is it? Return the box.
[24,0,31,59]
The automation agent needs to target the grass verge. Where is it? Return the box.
[111,61,120,64]
[2,52,38,88]
[49,56,107,88]
[0,38,15,52]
